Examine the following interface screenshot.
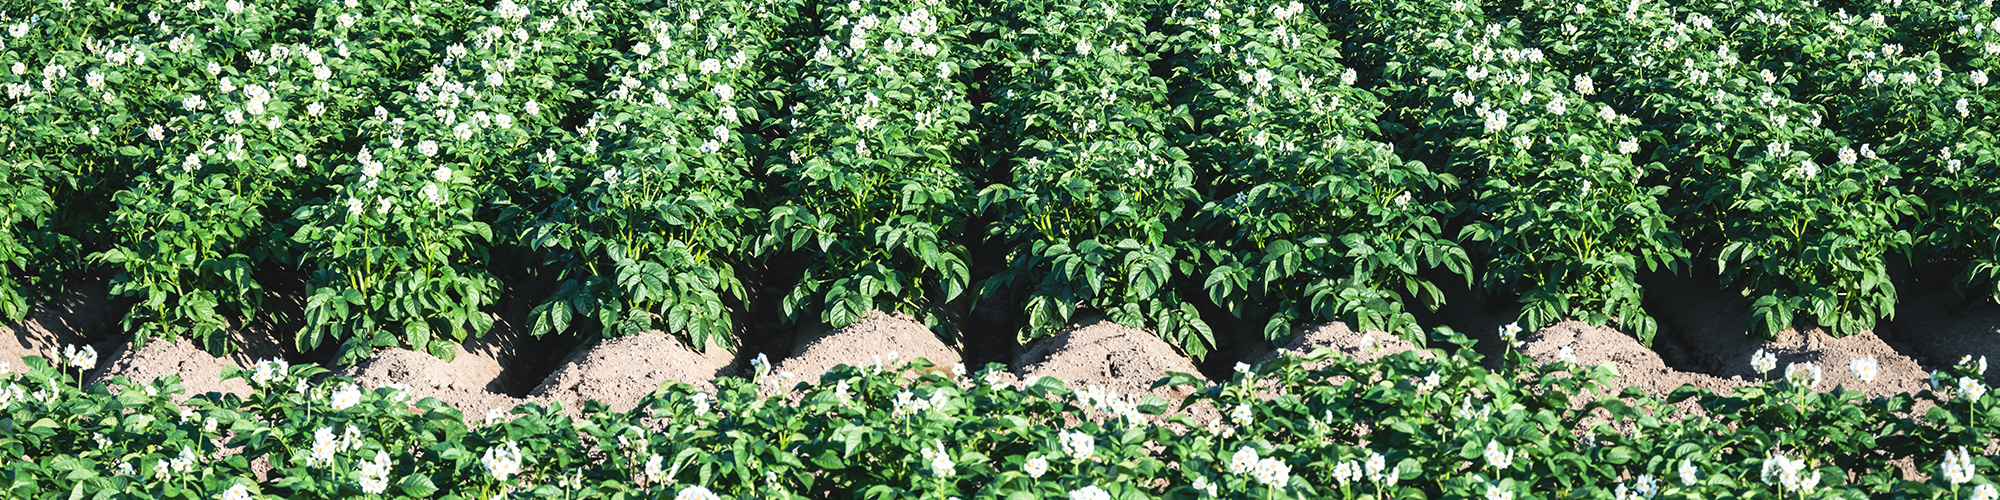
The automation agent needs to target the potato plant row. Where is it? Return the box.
[1,0,1997,362]
[4,330,1999,499]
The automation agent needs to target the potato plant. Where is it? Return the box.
[516,0,796,351]
[90,1,338,354]
[975,0,1216,355]
[764,0,977,334]
[1167,0,1470,346]
[1550,0,1923,337]
[1359,0,1686,343]
[288,0,510,362]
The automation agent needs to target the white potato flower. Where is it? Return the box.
[1252,457,1291,486]
[1060,430,1095,460]
[1069,486,1110,500]
[1574,74,1595,95]
[675,485,720,500]
[482,440,526,481]
[1785,361,1822,389]
[1961,377,1987,401]
[357,450,391,494]
[1634,474,1659,498]
[61,344,97,368]
[1024,455,1048,478]
[1230,446,1259,474]
[1975,484,1998,500]
[329,383,361,411]
[1751,349,1777,374]
[221,484,251,500]
[1484,440,1515,469]
[418,140,439,157]
[1850,356,1877,383]
[1943,446,1975,485]
[1192,475,1218,496]
[422,183,444,205]
[1230,403,1253,425]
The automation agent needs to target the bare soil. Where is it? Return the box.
[1014,316,1210,403]
[1878,264,2000,386]
[91,336,257,399]
[0,271,129,375]
[1242,321,1430,369]
[1516,320,1746,397]
[341,346,551,420]
[530,331,737,412]
[776,310,961,384]
[8,259,2000,424]
[1642,269,1931,399]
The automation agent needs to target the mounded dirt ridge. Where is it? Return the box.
[531,331,736,412]
[9,271,2000,418]
[1015,316,1210,402]
[777,310,962,384]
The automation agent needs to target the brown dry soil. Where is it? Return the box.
[531,331,736,412]
[777,310,962,384]
[8,264,2000,419]
[1015,316,1210,402]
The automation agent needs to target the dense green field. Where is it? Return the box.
[2,0,1996,363]
[3,0,2000,497]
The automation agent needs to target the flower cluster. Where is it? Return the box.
[919,440,955,477]
[1943,446,1977,484]
[1761,453,1818,493]
[482,440,526,482]
[356,450,391,494]
[1059,430,1096,461]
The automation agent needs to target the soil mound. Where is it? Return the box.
[1643,270,1929,398]
[531,332,736,412]
[339,322,558,420]
[90,337,263,399]
[1242,322,1429,369]
[341,347,546,421]
[777,310,960,383]
[1015,318,1209,402]
[1517,321,1745,397]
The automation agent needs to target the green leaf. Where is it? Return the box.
[399,474,439,497]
